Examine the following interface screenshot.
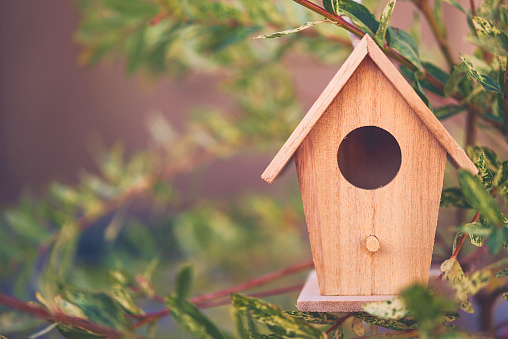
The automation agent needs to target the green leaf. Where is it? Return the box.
[495,161,508,188]
[351,317,365,336]
[166,295,228,339]
[103,0,159,17]
[232,294,325,338]
[353,312,418,331]
[55,281,130,330]
[126,27,146,74]
[452,231,466,253]
[458,170,502,225]
[0,311,45,334]
[467,146,496,189]
[375,0,396,45]
[489,225,508,254]
[244,329,282,339]
[175,263,194,304]
[362,297,408,319]
[459,222,491,247]
[284,311,338,324]
[111,285,144,315]
[504,292,508,301]
[400,285,455,336]
[419,61,450,96]
[460,56,503,94]
[433,0,447,37]
[495,268,508,278]
[328,326,344,339]
[443,0,470,16]
[231,309,249,339]
[440,187,472,208]
[254,21,328,39]
[440,259,465,285]
[472,17,508,56]
[444,63,469,97]
[323,0,379,37]
[434,105,466,120]
[4,210,52,243]
[386,27,423,71]
[440,259,492,313]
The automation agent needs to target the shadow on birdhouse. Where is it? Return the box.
[261,35,478,312]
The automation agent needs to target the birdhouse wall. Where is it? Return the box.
[294,57,447,296]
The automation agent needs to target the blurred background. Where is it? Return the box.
[2,0,508,337]
[0,0,482,203]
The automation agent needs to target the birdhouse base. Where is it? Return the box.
[296,270,396,312]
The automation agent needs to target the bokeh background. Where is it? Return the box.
[0,0,484,203]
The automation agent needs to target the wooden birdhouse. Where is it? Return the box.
[261,35,478,311]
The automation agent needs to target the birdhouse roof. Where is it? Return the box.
[262,34,478,183]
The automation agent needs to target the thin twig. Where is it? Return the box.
[196,284,303,309]
[0,293,132,338]
[326,315,351,334]
[131,260,313,329]
[451,187,498,260]
[289,0,504,134]
[413,0,455,69]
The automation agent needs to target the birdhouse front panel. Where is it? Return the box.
[294,56,447,296]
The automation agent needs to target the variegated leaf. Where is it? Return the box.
[284,311,338,324]
[351,317,365,336]
[495,268,508,278]
[375,0,396,45]
[353,313,418,331]
[254,21,329,39]
[362,297,408,319]
[232,294,326,338]
[461,56,503,94]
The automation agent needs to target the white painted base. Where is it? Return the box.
[297,268,441,312]
[296,270,396,312]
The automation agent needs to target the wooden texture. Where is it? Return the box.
[294,57,447,295]
[297,270,395,312]
[365,235,380,252]
[261,35,477,184]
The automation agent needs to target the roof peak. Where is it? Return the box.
[261,35,477,183]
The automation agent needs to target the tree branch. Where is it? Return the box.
[413,0,455,69]
[0,293,133,338]
[450,187,498,260]
[131,260,314,329]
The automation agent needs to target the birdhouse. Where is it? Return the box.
[261,35,478,311]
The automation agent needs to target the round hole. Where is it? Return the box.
[337,126,401,190]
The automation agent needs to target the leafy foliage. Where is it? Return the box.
[2,0,508,338]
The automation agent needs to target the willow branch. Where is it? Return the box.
[77,149,214,232]
[289,0,504,133]
[131,260,314,329]
[0,293,133,338]
[450,187,498,260]
[413,0,455,69]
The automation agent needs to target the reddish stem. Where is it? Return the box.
[451,211,480,259]
[196,284,303,309]
[326,315,351,334]
[131,260,313,329]
[0,293,130,337]
[450,187,498,260]
[190,260,313,304]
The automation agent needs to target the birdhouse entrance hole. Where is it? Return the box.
[337,126,401,190]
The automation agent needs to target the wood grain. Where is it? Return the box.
[261,34,477,184]
[261,36,369,183]
[295,57,447,295]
